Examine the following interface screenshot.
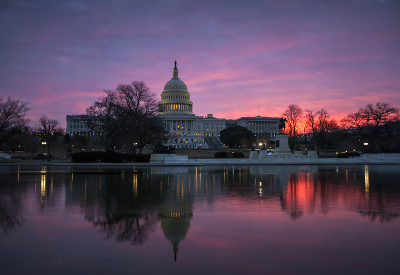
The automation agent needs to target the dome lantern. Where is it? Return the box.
[173,60,179,78]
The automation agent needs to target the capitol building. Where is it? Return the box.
[158,61,281,149]
[66,61,282,149]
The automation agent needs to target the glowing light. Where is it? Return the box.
[41,174,46,198]
[133,174,138,198]
[365,165,369,197]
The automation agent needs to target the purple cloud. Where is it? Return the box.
[1,0,399,127]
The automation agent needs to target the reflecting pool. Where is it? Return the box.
[1,165,400,274]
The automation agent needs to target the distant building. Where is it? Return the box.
[236,117,281,140]
[66,115,99,136]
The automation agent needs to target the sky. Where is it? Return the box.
[1,0,400,128]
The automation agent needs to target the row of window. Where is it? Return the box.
[204,122,224,126]
[69,124,89,129]
[170,132,202,136]
[249,126,278,132]
[168,138,200,143]
[160,103,192,112]
[161,94,189,100]
[247,121,278,125]
[170,144,199,149]
[69,131,98,136]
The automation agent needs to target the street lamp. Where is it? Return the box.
[41,141,47,159]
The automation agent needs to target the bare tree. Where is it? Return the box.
[86,81,165,154]
[0,96,30,151]
[116,81,165,153]
[305,109,337,155]
[86,91,120,152]
[362,102,399,151]
[37,116,63,160]
[116,81,158,117]
[341,110,365,131]
[341,103,399,130]
[341,102,399,152]
[283,104,302,151]
[362,102,399,127]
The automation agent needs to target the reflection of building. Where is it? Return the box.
[159,209,193,262]
[158,61,282,149]
[158,174,194,262]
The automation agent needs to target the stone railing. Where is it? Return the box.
[150,154,188,164]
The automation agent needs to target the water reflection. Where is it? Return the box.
[65,170,160,246]
[365,164,370,196]
[1,165,400,251]
[158,171,194,262]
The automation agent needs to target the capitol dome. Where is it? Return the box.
[158,61,193,115]
[163,77,188,91]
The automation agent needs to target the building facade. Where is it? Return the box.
[158,61,207,149]
[158,62,281,149]
[66,115,100,137]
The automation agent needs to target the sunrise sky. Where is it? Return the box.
[1,0,399,128]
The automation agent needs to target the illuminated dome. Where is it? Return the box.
[158,61,193,115]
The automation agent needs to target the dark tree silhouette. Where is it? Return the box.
[0,96,30,151]
[116,81,165,153]
[283,104,302,151]
[220,126,256,148]
[341,102,399,152]
[37,116,63,161]
[305,109,337,154]
[86,82,165,153]
[86,91,120,152]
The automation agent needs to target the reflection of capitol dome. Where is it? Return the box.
[159,178,194,262]
[158,61,193,115]
[159,212,193,262]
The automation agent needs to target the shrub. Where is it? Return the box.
[337,152,349,158]
[70,152,152,163]
[215,151,228,158]
[232,151,244,158]
[126,153,151,163]
[336,151,361,158]
[71,151,124,163]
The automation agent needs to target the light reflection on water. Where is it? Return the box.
[0,164,400,274]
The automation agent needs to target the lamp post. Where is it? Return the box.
[42,141,47,160]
